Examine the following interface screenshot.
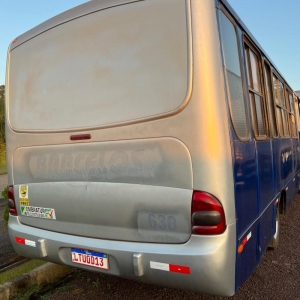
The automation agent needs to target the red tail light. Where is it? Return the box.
[191,191,226,235]
[8,185,17,216]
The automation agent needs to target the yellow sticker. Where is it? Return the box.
[19,185,30,206]
[20,199,30,206]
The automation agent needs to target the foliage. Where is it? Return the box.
[2,185,8,200]
[12,285,40,300]
[92,279,99,288]
[0,141,6,174]
[0,259,46,284]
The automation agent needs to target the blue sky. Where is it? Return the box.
[0,0,88,85]
[227,0,300,91]
[0,0,299,90]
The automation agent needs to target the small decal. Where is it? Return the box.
[150,261,190,274]
[19,185,30,206]
[21,205,56,220]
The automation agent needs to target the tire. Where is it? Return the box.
[268,205,280,250]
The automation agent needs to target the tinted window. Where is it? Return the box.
[220,12,248,139]
[244,43,267,138]
[264,62,278,137]
[273,75,290,137]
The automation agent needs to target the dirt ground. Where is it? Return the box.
[31,194,300,300]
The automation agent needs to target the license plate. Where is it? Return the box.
[71,248,109,270]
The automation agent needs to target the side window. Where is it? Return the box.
[264,62,278,137]
[295,95,300,135]
[244,42,267,138]
[273,75,290,137]
[219,12,248,140]
[286,90,297,137]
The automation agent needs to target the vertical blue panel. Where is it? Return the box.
[236,223,259,288]
[232,141,258,236]
[259,203,275,255]
[272,139,293,192]
[256,140,274,212]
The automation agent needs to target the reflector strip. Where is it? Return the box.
[169,264,190,274]
[238,232,252,254]
[274,198,279,205]
[241,232,252,246]
[15,237,36,247]
[150,261,190,275]
[15,237,25,244]
[25,240,36,247]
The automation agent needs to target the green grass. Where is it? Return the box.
[0,259,46,284]
[12,285,40,300]
[0,141,6,174]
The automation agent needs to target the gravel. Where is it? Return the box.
[0,204,23,270]
[33,194,300,299]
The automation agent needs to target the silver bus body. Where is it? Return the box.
[7,0,297,296]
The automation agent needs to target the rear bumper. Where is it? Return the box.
[9,216,236,296]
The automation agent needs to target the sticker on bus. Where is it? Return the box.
[20,206,56,219]
[19,185,30,206]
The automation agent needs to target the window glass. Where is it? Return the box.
[249,93,258,136]
[285,90,291,111]
[291,115,296,136]
[272,75,291,137]
[281,109,289,136]
[244,49,251,85]
[279,82,285,108]
[220,12,248,139]
[244,41,267,138]
[289,94,294,113]
[288,93,296,137]
[264,63,277,137]
[255,95,265,135]
[276,107,283,136]
[273,76,279,104]
[250,51,261,92]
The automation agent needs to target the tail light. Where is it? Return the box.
[8,185,17,216]
[191,191,226,235]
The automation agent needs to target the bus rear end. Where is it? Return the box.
[6,0,237,296]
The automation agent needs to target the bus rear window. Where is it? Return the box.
[8,0,190,132]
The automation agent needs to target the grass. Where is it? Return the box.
[0,259,46,284]
[12,285,40,300]
[0,141,6,175]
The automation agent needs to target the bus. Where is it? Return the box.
[6,0,300,296]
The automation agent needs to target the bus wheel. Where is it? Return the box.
[268,205,280,250]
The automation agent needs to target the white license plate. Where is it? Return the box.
[71,248,109,270]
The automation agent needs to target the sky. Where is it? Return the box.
[0,0,299,90]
